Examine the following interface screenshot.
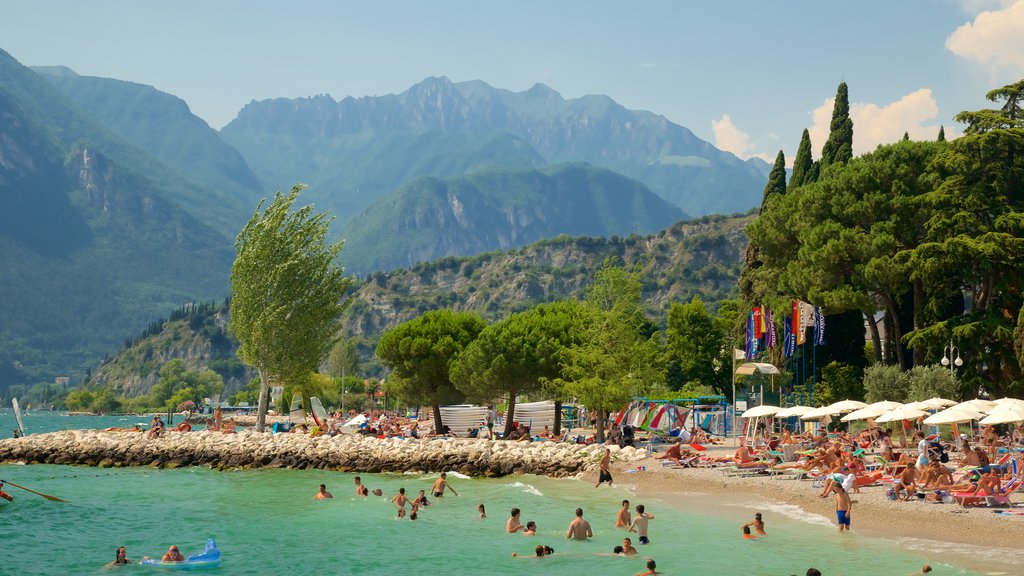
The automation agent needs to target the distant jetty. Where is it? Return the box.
[0,430,647,477]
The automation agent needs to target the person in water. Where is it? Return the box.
[477,503,486,518]
[315,484,333,499]
[161,546,185,562]
[354,476,369,496]
[523,521,537,536]
[636,559,659,575]
[104,546,131,568]
[0,480,13,502]
[431,472,459,497]
[741,512,766,535]
[507,507,525,533]
[595,448,613,487]
[566,507,593,540]
[412,490,431,508]
[627,504,654,544]
[621,538,638,555]
[615,499,631,528]
[742,526,756,539]
[391,487,410,509]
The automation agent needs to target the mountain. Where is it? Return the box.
[340,163,686,274]
[85,211,751,397]
[220,76,768,224]
[0,48,234,388]
[34,66,265,209]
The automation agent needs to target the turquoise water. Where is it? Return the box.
[0,412,987,575]
[0,409,177,436]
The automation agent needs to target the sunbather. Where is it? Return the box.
[892,463,918,501]
[655,443,691,466]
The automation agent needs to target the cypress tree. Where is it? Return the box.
[902,132,910,141]
[820,82,854,167]
[740,151,786,303]
[789,129,814,190]
[937,125,946,142]
[760,150,787,210]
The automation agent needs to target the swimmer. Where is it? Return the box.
[104,546,131,568]
[354,476,369,496]
[615,499,632,528]
[412,490,431,508]
[431,472,459,497]
[523,521,537,536]
[741,512,765,535]
[742,525,756,539]
[566,507,593,540]
[477,503,486,518]
[507,507,525,533]
[621,538,638,555]
[832,483,851,532]
[391,487,410,509]
[161,546,184,563]
[512,544,548,558]
[627,504,654,544]
[636,559,659,575]
[371,488,383,497]
[314,484,333,499]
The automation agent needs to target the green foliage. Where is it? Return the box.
[937,126,946,142]
[451,300,588,437]
[326,337,361,379]
[954,79,1024,134]
[556,259,663,441]
[65,389,95,411]
[906,366,960,402]
[820,81,854,167]
[789,129,815,191]
[761,151,787,208]
[814,362,865,405]
[229,184,354,431]
[150,359,225,411]
[664,296,729,394]
[377,309,486,430]
[862,364,911,403]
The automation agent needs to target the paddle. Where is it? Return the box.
[1,480,68,502]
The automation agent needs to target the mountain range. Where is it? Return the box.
[0,46,764,389]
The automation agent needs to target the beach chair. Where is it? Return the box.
[952,476,1022,507]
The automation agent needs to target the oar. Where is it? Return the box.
[1,480,68,502]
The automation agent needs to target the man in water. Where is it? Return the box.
[621,538,638,555]
[314,484,333,499]
[741,512,765,535]
[636,559,659,575]
[832,483,852,532]
[507,508,525,533]
[615,499,631,528]
[412,490,431,508]
[104,546,131,568]
[353,476,369,496]
[431,472,459,497]
[391,487,410,510]
[566,507,593,540]
[523,521,537,536]
[628,504,654,544]
[595,448,613,488]
[161,546,184,562]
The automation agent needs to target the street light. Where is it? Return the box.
[940,339,963,375]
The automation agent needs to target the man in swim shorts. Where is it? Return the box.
[353,476,369,496]
[595,448,613,488]
[431,472,459,497]
[314,484,333,499]
[832,483,851,532]
[566,507,593,540]
[628,504,654,544]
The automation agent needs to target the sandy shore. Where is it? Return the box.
[595,445,1023,574]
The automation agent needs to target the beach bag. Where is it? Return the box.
[885,487,897,501]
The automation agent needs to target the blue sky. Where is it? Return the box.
[2,0,1022,163]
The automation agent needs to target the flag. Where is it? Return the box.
[783,317,795,358]
[793,300,805,345]
[746,312,760,359]
[752,307,764,338]
[765,307,777,349]
[814,306,827,346]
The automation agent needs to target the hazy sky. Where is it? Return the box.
[2,0,1022,163]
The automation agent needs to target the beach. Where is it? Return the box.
[618,444,1024,575]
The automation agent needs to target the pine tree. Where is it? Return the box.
[937,126,945,142]
[789,129,814,190]
[902,132,910,141]
[760,150,787,209]
[740,151,786,301]
[820,82,854,167]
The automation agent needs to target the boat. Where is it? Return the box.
[12,398,25,436]
[140,539,220,570]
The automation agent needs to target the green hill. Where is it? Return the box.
[84,212,751,396]
[340,163,687,274]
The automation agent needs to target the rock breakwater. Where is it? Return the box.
[0,430,649,477]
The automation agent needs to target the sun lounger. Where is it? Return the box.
[953,477,1021,507]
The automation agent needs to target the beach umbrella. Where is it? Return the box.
[925,397,957,408]
[979,404,1024,425]
[840,406,887,422]
[827,399,869,413]
[923,406,985,425]
[742,405,781,418]
[903,400,943,411]
[801,406,842,420]
[954,399,997,413]
[993,398,1024,409]
[775,405,814,418]
[874,406,928,423]
[869,400,905,411]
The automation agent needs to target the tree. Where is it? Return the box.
[327,337,361,381]
[150,359,225,411]
[820,81,854,168]
[789,129,815,191]
[555,259,663,442]
[937,125,946,142]
[740,151,786,303]
[954,79,1024,134]
[376,309,486,432]
[664,296,729,394]
[229,184,353,432]
[862,364,911,403]
[906,366,960,402]
[451,301,587,437]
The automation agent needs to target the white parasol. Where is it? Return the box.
[827,399,870,413]
[979,404,1024,425]
[775,405,815,418]
[954,399,998,413]
[840,405,888,422]
[924,397,957,408]
[742,405,782,418]
[923,406,985,425]
[869,400,905,411]
[874,406,929,423]
[801,405,842,420]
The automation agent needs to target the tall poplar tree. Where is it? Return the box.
[229,184,353,432]
[820,81,854,168]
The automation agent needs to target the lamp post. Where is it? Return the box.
[940,339,963,375]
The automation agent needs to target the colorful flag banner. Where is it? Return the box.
[783,317,795,358]
[752,307,764,339]
[814,306,827,346]
[765,307,777,349]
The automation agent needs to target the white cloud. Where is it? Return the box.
[947,0,1024,74]
[807,89,953,158]
[712,114,772,162]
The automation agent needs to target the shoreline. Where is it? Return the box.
[615,452,1023,575]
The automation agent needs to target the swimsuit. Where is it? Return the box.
[836,510,850,526]
[598,469,613,483]
[638,536,650,544]
[433,491,443,497]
